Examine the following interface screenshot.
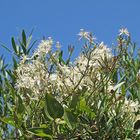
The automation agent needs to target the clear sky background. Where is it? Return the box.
[0,0,140,62]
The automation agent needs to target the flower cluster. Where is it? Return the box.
[15,29,140,118]
[16,34,113,101]
[16,37,54,99]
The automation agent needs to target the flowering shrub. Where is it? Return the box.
[0,28,140,139]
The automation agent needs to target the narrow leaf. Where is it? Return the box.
[0,43,12,53]
[28,127,52,139]
[22,30,26,47]
[11,37,17,53]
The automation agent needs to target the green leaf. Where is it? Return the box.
[0,117,15,127]
[70,93,79,110]
[79,98,95,118]
[114,81,125,91]
[44,104,54,121]
[59,51,65,64]
[0,98,3,114]
[11,37,17,54]
[27,40,37,54]
[64,109,77,129]
[0,43,12,53]
[19,39,27,54]
[79,115,89,124]
[6,102,13,112]
[6,69,16,81]
[26,35,32,48]
[45,94,64,119]
[112,69,118,83]
[12,57,17,69]
[17,95,25,114]
[22,30,26,47]
[28,127,52,139]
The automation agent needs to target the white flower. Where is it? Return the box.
[108,81,125,93]
[78,29,90,40]
[56,41,61,49]
[78,29,96,43]
[34,38,53,56]
[119,28,130,36]
[49,74,57,81]
[91,42,112,60]
[16,32,114,101]
[60,65,71,75]
[48,37,53,44]
[137,69,140,77]
[124,99,139,113]
[137,69,140,82]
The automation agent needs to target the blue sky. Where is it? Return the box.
[0,0,140,62]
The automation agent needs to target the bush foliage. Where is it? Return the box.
[0,29,140,139]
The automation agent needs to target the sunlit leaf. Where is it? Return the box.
[28,127,52,139]
[0,117,16,127]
